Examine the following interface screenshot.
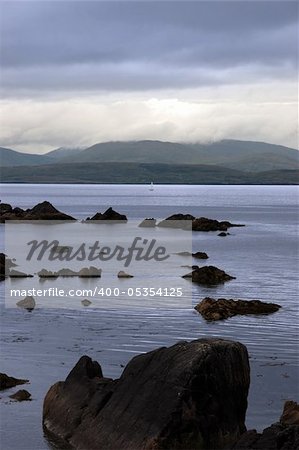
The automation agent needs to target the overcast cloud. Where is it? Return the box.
[0,1,298,152]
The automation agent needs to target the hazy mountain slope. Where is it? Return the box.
[0,147,52,166]
[190,140,299,171]
[58,141,200,164]
[46,147,85,159]
[1,162,297,184]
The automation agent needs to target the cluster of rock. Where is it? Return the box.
[157,213,244,232]
[43,338,250,450]
[0,201,75,221]
[0,201,128,222]
[183,265,235,285]
[0,372,31,402]
[38,267,102,278]
[231,400,299,449]
[195,297,281,321]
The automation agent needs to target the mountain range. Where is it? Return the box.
[0,140,298,184]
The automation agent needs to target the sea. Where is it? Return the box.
[0,184,298,450]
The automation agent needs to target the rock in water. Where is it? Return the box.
[138,218,157,227]
[0,373,29,391]
[43,338,250,450]
[9,389,31,401]
[0,201,75,221]
[117,270,134,278]
[182,265,235,285]
[16,296,36,311]
[195,297,281,321]
[86,207,127,221]
[81,299,92,307]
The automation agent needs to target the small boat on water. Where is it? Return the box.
[149,181,154,191]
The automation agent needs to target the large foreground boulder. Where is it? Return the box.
[230,401,299,449]
[86,207,127,221]
[195,297,281,321]
[183,266,235,285]
[0,201,75,221]
[43,338,250,450]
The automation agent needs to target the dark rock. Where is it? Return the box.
[218,232,228,237]
[9,389,31,401]
[183,266,235,285]
[230,401,299,449]
[0,203,12,213]
[192,251,209,259]
[157,213,244,232]
[138,218,157,227]
[176,251,208,259]
[87,207,127,222]
[0,201,75,221]
[192,217,244,232]
[43,338,250,450]
[0,373,29,391]
[195,297,281,321]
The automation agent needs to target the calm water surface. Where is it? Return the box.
[0,184,298,450]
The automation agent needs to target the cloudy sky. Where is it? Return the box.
[0,0,298,153]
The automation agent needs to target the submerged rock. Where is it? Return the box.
[0,201,75,221]
[0,373,29,391]
[9,389,31,402]
[81,299,92,307]
[86,207,127,222]
[16,296,36,311]
[43,338,250,450]
[183,265,235,285]
[195,297,281,321]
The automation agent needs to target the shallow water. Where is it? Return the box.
[0,184,298,450]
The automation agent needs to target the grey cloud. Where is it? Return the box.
[0,1,297,94]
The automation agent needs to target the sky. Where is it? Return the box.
[0,0,298,153]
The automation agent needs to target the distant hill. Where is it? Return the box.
[0,140,298,184]
[58,139,299,172]
[0,146,53,167]
[1,162,298,184]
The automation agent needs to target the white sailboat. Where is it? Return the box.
[149,181,154,191]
